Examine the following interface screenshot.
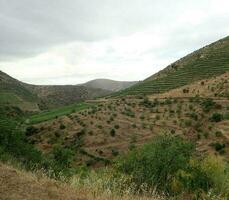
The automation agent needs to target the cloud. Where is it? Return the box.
[0,0,228,84]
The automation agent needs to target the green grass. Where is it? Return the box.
[115,36,229,96]
[28,102,93,124]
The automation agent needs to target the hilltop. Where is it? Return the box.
[82,79,137,92]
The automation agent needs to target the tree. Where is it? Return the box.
[116,134,194,193]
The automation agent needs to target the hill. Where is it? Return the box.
[118,36,229,95]
[25,84,110,109]
[28,72,229,167]
[0,70,111,111]
[0,71,40,112]
[82,79,137,92]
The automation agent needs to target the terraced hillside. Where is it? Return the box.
[28,73,229,167]
[118,36,229,95]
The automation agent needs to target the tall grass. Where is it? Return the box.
[70,168,164,200]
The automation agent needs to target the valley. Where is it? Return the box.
[1,36,229,199]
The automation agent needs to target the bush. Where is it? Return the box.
[215,131,223,137]
[110,129,116,137]
[25,126,39,136]
[59,123,66,130]
[114,124,120,129]
[116,134,194,194]
[209,113,223,122]
[213,142,225,152]
[201,98,216,112]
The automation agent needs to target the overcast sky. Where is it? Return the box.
[0,0,228,85]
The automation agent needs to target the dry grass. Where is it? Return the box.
[0,162,162,200]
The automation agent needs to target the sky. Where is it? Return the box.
[0,0,229,85]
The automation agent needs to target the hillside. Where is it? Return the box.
[0,71,40,112]
[0,71,111,111]
[25,84,110,109]
[28,72,229,167]
[82,79,137,92]
[118,36,229,95]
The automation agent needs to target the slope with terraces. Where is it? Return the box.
[117,36,229,96]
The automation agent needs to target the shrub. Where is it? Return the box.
[215,131,223,137]
[97,124,103,129]
[116,134,194,194]
[132,124,137,128]
[25,126,40,136]
[110,129,116,137]
[213,142,225,152]
[59,124,66,130]
[209,113,223,122]
[183,88,189,93]
[114,125,120,129]
[201,98,216,112]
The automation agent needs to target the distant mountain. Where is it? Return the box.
[82,79,137,92]
[118,36,229,95]
[0,71,111,111]
[25,84,110,109]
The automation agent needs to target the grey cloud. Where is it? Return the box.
[0,0,158,60]
[0,0,198,61]
[0,0,228,69]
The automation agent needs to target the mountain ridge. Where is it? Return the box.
[0,70,137,111]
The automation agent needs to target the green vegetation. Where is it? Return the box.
[116,134,229,198]
[117,134,194,194]
[0,117,43,169]
[201,98,216,112]
[0,113,78,178]
[28,102,92,124]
